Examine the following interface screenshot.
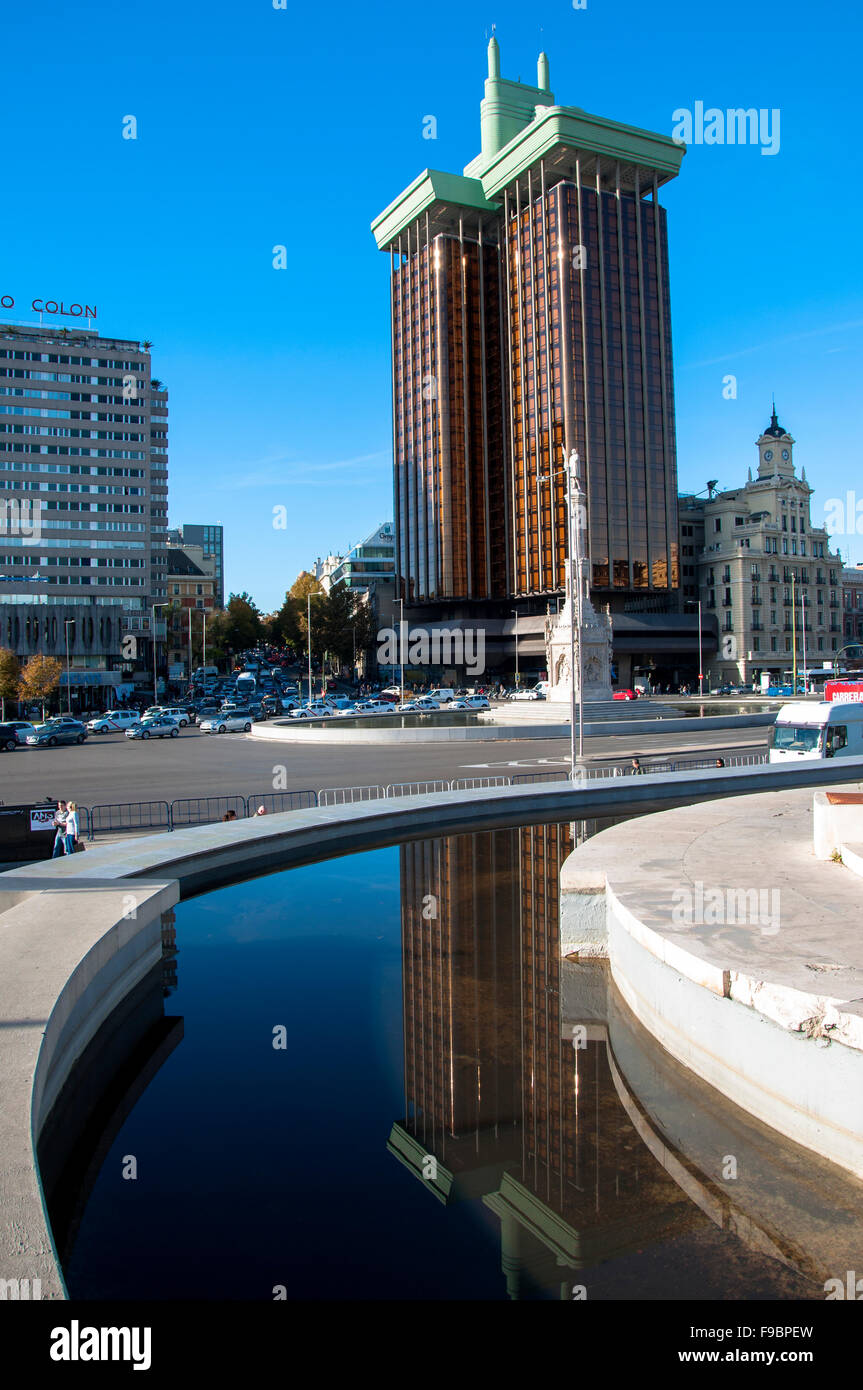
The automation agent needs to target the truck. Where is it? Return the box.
[768,701,863,763]
[824,680,863,705]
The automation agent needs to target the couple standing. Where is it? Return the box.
[52,800,81,857]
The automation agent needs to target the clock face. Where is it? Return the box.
[782,448,790,460]
[764,449,773,461]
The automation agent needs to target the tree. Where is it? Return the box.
[19,654,63,721]
[0,647,20,721]
[205,593,262,666]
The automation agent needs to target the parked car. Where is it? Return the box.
[3,719,37,745]
[199,710,253,734]
[26,720,88,747]
[612,689,636,701]
[87,709,141,735]
[509,687,544,701]
[125,715,180,740]
[0,721,21,752]
[462,695,490,710]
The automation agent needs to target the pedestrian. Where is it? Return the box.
[64,802,79,854]
[255,805,267,816]
[222,809,237,822]
[52,800,68,858]
[715,758,725,768]
[630,758,644,775]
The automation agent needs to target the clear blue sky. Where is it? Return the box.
[4,0,861,607]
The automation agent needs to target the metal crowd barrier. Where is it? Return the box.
[88,800,171,837]
[81,754,771,839]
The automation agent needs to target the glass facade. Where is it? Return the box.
[393,226,505,602]
[388,169,679,608]
[504,171,678,598]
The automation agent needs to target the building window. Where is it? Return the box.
[714,518,721,533]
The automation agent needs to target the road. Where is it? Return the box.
[0,723,770,809]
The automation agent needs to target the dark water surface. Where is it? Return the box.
[57,823,861,1301]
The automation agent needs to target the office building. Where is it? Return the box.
[0,321,168,702]
[685,409,843,687]
[372,41,684,632]
[168,523,223,609]
[312,521,395,594]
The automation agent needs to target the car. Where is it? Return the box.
[87,709,140,734]
[26,720,89,747]
[199,710,253,734]
[412,696,441,711]
[0,721,21,752]
[395,700,421,712]
[509,687,543,701]
[612,689,636,701]
[462,694,490,710]
[125,715,181,740]
[3,719,37,745]
[353,699,395,714]
[156,705,192,727]
[299,700,333,717]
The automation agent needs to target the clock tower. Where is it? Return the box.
[756,404,795,479]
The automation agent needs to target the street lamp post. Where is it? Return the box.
[511,610,519,687]
[64,620,75,714]
[395,598,405,704]
[683,599,703,697]
[538,449,587,777]
[202,611,207,672]
[306,590,325,703]
[152,603,168,707]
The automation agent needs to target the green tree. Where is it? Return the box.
[0,646,20,721]
[19,654,63,721]
[205,593,262,666]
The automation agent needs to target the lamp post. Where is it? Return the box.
[306,590,325,703]
[64,620,75,714]
[394,598,405,704]
[152,603,168,707]
[202,610,207,672]
[791,571,797,694]
[511,610,519,687]
[683,599,703,697]
[800,585,808,694]
[539,448,587,777]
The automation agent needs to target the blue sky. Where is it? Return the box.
[3,0,861,607]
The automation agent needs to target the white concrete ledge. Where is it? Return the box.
[250,710,774,745]
[0,878,177,1299]
[560,779,863,1179]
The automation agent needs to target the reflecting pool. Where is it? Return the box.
[53,820,863,1301]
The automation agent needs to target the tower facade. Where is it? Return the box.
[373,41,684,613]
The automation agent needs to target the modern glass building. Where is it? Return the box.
[372,40,684,615]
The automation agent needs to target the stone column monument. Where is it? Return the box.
[544,562,613,704]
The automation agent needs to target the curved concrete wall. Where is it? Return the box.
[4,756,863,1299]
[251,711,774,745]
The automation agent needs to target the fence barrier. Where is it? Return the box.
[79,753,772,838]
[245,790,318,815]
[385,780,450,798]
[88,800,171,839]
[170,795,247,828]
[318,785,385,806]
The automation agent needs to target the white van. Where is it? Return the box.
[430,688,456,703]
[768,702,863,762]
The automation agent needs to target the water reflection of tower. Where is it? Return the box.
[391,830,524,1193]
[391,822,695,1298]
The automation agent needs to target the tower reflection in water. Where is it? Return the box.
[389,822,843,1300]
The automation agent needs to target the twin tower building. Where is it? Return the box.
[372,39,685,635]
